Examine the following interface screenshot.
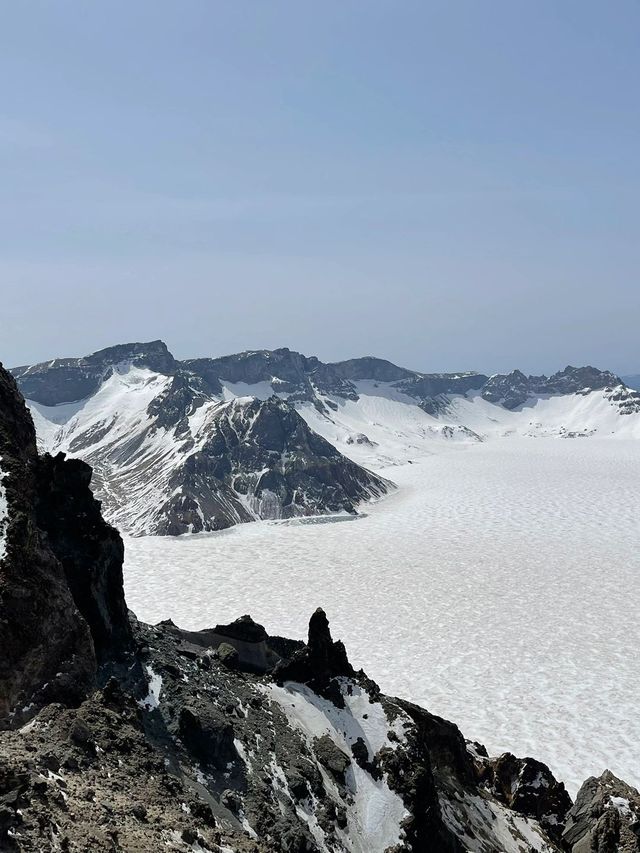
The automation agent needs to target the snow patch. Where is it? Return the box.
[267,680,409,853]
[0,459,8,563]
[138,666,162,710]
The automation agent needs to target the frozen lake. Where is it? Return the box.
[124,438,640,795]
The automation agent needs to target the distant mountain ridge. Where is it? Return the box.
[13,340,488,410]
[12,340,634,414]
[10,341,640,536]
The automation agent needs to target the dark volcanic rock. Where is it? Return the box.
[178,706,237,770]
[152,395,391,535]
[35,452,132,663]
[274,608,355,701]
[0,362,132,727]
[481,369,538,409]
[477,751,572,841]
[0,364,95,725]
[313,734,351,782]
[563,771,640,853]
[12,340,177,406]
[482,365,625,409]
[398,699,476,787]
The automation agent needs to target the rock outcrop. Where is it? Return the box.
[481,365,625,410]
[562,771,640,853]
[148,395,391,536]
[0,363,132,728]
[474,750,572,842]
[12,340,178,406]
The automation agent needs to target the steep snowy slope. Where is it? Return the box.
[13,341,640,535]
[298,379,640,471]
[24,355,389,536]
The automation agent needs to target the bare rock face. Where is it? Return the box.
[274,607,355,701]
[0,364,95,725]
[153,395,391,536]
[0,363,131,727]
[482,365,625,410]
[11,340,177,406]
[476,751,572,842]
[563,771,640,853]
[35,453,132,664]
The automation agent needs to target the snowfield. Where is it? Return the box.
[124,437,640,797]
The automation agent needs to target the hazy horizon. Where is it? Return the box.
[2,1,639,375]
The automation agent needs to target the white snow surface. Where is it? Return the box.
[267,680,408,852]
[124,437,640,797]
[138,666,163,710]
[0,459,8,563]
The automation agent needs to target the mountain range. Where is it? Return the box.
[1,358,638,851]
[10,341,640,536]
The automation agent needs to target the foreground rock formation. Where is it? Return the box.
[1,361,638,851]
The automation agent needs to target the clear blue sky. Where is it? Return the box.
[1,1,638,374]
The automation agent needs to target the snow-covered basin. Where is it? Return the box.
[124,438,640,796]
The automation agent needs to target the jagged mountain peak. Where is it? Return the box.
[16,358,390,536]
[11,342,640,536]
[482,364,626,410]
[11,339,179,406]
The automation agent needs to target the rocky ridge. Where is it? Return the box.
[480,366,637,412]
[1,361,639,852]
[10,343,640,538]
[12,343,486,412]
[15,345,391,536]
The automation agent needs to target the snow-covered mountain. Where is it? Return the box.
[12,341,640,535]
[12,345,389,536]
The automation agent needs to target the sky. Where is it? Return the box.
[1,1,638,375]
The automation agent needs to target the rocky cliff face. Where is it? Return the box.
[13,344,392,536]
[143,394,391,536]
[0,364,132,727]
[481,366,629,410]
[12,340,178,407]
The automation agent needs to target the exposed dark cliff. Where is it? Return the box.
[12,341,488,409]
[12,340,177,407]
[481,365,625,410]
[0,363,132,727]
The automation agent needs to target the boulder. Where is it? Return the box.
[312,735,351,783]
[178,706,237,771]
